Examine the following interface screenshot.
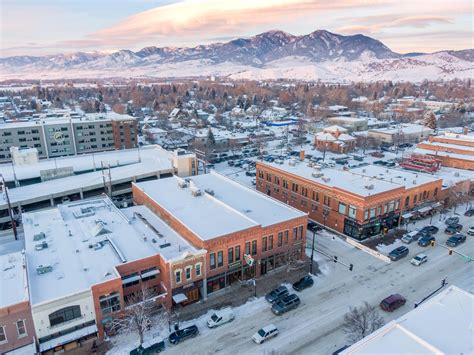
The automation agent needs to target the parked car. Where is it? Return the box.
[445,224,463,235]
[252,324,279,344]
[464,209,474,217]
[467,227,474,236]
[401,230,421,244]
[207,308,235,328]
[418,235,435,247]
[168,325,199,344]
[292,275,314,292]
[380,294,406,312]
[130,338,165,354]
[388,246,409,261]
[332,345,350,355]
[420,225,439,235]
[272,294,301,315]
[370,152,384,158]
[265,286,289,303]
[245,171,256,177]
[410,253,428,266]
[445,216,460,225]
[446,234,467,247]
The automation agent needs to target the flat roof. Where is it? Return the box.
[134,171,306,241]
[23,197,199,306]
[342,286,474,354]
[349,165,441,188]
[415,147,474,162]
[0,251,29,308]
[369,124,432,135]
[1,145,168,182]
[261,160,402,198]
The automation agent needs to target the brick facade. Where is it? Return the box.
[0,301,35,354]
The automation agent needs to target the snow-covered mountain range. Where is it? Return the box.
[1,30,472,82]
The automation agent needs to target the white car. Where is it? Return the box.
[207,308,235,328]
[467,227,474,236]
[252,324,279,344]
[410,253,428,266]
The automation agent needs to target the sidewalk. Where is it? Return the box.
[178,257,315,321]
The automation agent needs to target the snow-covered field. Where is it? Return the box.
[1,52,472,82]
[107,209,474,354]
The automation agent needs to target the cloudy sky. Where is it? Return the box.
[1,0,472,57]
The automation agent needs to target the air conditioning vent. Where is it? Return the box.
[205,188,214,196]
[159,243,171,249]
[36,265,53,275]
[191,188,202,197]
[365,184,374,190]
[312,172,324,178]
[35,241,48,251]
[33,232,46,241]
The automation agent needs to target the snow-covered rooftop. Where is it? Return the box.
[261,160,402,197]
[349,165,441,188]
[0,251,29,308]
[0,145,169,182]
[415,147,474,162]
[328,116,368,123]
[342,285,474,355]
[134,171,306,241]
[369,124,433,135]
[23,197,198,306]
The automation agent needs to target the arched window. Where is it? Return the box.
[49,305,82,326]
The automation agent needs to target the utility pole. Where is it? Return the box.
[101,161,108,196]
[309,230,316,274]
[107,164,112,197]
[0,175,18,240]
[414,277,448,308]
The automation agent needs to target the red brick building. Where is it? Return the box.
[256,160,442,240]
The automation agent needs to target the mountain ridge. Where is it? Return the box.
[0,29,472,82]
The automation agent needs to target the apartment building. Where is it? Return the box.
[256,160,442,240]
[0,112,137,162]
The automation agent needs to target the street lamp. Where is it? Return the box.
[309,230,316,274]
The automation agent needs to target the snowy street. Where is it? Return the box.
[117,211,473,355]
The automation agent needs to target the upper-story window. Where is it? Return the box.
[0,326,7,344]
[49,305,82,327]
[175,270,182,283]
[16,319,27,338]
[99,292,121,316]
[185,266,192,279]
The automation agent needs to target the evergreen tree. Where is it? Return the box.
[207,128,216,146]
[423,110,437,130]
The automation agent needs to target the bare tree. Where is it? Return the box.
[343,302,384,343]
[110,287,161,346]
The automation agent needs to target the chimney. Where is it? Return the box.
[463,126,468,135]
[299,150,305,161]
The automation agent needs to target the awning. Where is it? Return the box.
[172,293,188,304]
[39,324,98,352]
[4,342,36,355]
[418,206,432,214]
[141,269,160,279]
[402,213,413,219]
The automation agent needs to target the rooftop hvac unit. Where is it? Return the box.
[205,188,215,196]
[365,184,374,190]
[178,180,189,188]
[35,241,48,251]
[36,265,53,275]
[454,172,460,177]
[312,172,324,178]
[288,159,297,166]
[191,188,202,197]
[322,177,331,182]
[33,232,46,241]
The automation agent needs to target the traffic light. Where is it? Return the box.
[333,256,338,263]
[430,240,435,247]
[349,264,353,271]
[448,249,453,256]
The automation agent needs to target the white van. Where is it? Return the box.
[207,308,235,328]
[401,230,420,244]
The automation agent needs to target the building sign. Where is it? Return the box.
[53,131,65,143]
[244,254,254,267]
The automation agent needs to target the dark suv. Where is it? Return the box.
[446,234,467,247]
[265,286,289,303]
[380,294,406,312]
[168,325,199,345]
[445,224,462,235]
[445,216,460,225]
[271,294,301,315]
[292,275,314,292]
[418,235,435,247]
[420,225,439,235]
[388,246,409,261]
